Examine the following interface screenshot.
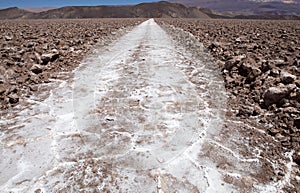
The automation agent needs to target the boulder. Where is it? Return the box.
[263,85,292,107]
[238,62,261,77]
[280,71,296,84]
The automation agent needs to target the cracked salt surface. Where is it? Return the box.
[0,19,294,192]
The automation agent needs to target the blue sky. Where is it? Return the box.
[0,0,160,8]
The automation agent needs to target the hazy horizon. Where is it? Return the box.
[0,0,160,8]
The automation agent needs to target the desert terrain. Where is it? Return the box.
[0,17,299,192]
[0,19,145,110]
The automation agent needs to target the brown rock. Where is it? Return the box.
[241,176,255,188]
[275,133,290,142]
[8,94,19,104]
[41,53,59,65]
[237,106,254,117]
[26,42,35,48]
[4,36,12,41]
[224,59,240,70]
[295,80,300,88]
[5,59,15,66]
[263,85,292,107]
[294,119,300,129]
[238,62,261,78]
[29,85,38,92]
[270,68,280,77]
[34,52,42,64]
[8,86,18,94]
[293,152,300,166]
[0,77,4,84]
[269,128,281,136]
[280,71,296,84]
[16,76,27,84]
[30,64,43,74]
[0,85,5,95]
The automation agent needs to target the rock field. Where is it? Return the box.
[158,18,300,184]
[1,18,300,191]
[0,19,145,110]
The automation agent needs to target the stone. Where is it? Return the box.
[0,76,4,84]
[41,53,59,65]
[268,128,281,136]
[224,60,237,70]
[280,71,296,84]
[293,152,300,166]
[270,68,280,77]
[241,176,255,188]
[237,106,254,117]
[34,52,42,64]
[27,42,35,48]
[295,80,300,88]
[0,85,5,95]
[5,59,15,66]
[261,62,271,73]
[238,62,261,78]
[4,36,12,41]
[263,85,291,107]
[8,94,19,104]
[235,37,242,43]
[30,64,43,74]
[16,76,26,84]
[296,90,300,103]
[29,85,38,92]
[41,54,52,65]
[252,67,261,77]
[275,133,289,142]
[294,119,300,129]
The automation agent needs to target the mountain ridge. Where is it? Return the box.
[168,0,300,16]
[0,1,299,20]
[0,2,209,19]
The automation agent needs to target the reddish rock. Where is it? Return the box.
[263,85,291,107]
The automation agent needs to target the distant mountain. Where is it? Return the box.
[23,7,57,13]
[249,0,299,3]
[0,1,209,19]
[0,7,31,19]
[169,0,300,16]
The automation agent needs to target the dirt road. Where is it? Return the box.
[0,19,294,192]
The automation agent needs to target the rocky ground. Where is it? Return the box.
[0,18,145,111]
[1,18,300,192]
[157,18,300,191]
